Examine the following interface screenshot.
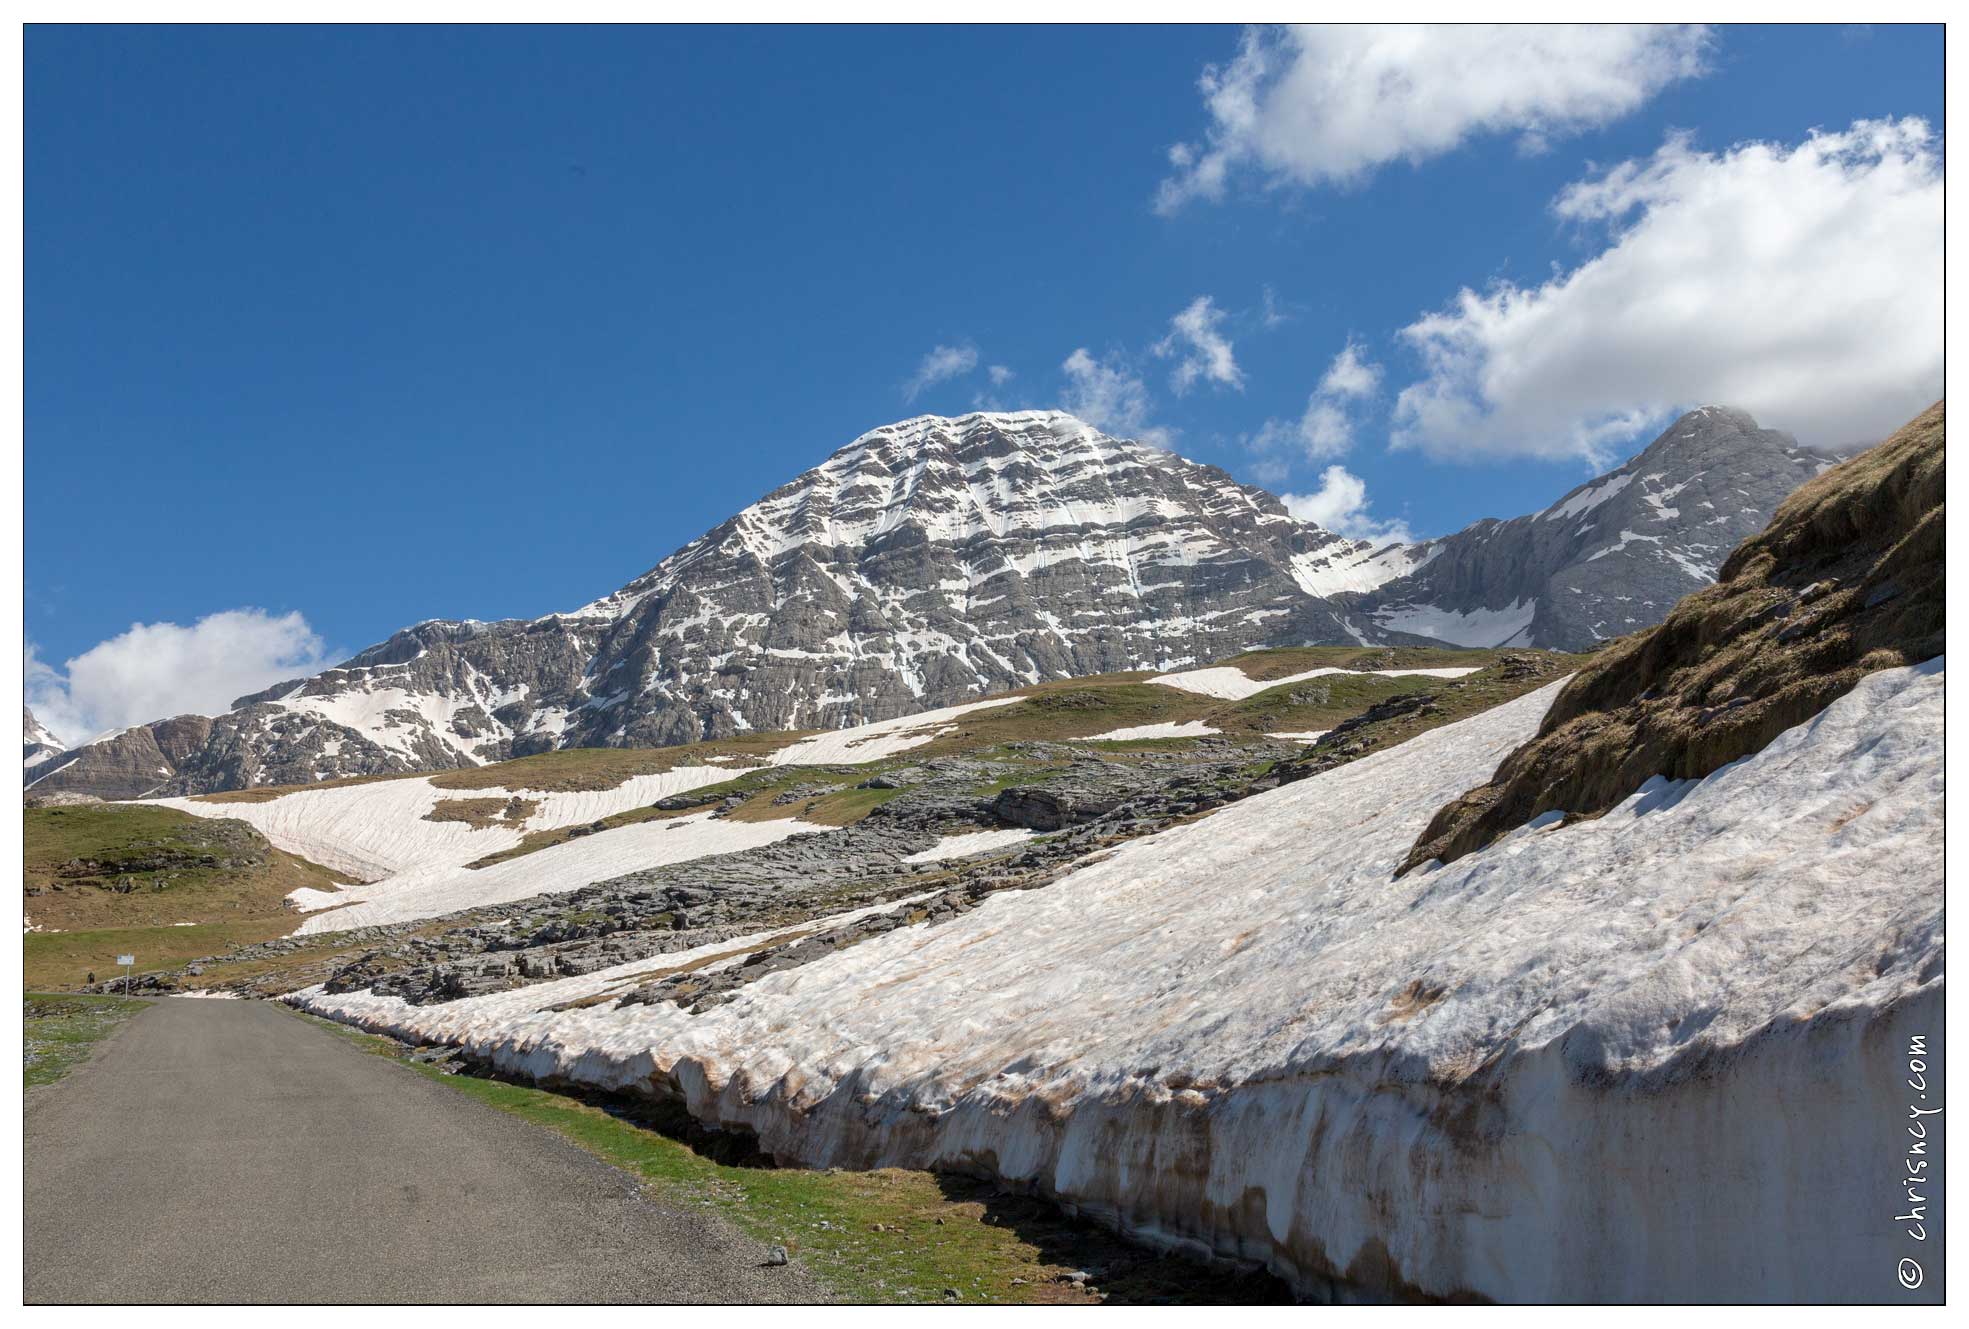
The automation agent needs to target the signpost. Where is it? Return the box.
[116,954,134,995]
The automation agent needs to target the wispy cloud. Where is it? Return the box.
[904,342,981,401]
[1153,295,1244,395]
[1060,348,1173,448]
[1251,339,1384,463]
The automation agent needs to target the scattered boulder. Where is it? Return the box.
[989,787,1122,831]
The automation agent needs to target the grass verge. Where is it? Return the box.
[24,920,303,993]
[23,802,353,990]
[24,992,150,1089]
[283,1007,1285,1305]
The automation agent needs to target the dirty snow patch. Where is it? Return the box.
[901,829,1038,864]
[1150,664,1480,701]
[768,698,1020,766]
[1083,720,1218,741]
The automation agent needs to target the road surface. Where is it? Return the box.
[25,996,829,1303]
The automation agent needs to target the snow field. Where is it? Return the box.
[291,810,823,934]
[296,661,1942,1301]
[155,765,749,884]
[1149,663,1482,701]
[1082,720,1219,741]
[765,697,1021,765]
[1371,600,1537,649]
[143,697,1020,933]
[899,829,1037,864]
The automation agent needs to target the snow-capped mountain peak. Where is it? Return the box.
[1342,405,1827,650]
[23,706,66,768]
[28,406,1829,798]
[585,411,1296,613]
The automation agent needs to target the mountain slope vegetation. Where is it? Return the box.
[23,803,348,989]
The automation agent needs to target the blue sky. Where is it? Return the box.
[24,24,1943,740]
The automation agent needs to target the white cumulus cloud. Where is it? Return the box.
[905,342,981,401]
[1153,295,1244,394]
[1392,117,1943,463]
[25,609,336,747]
[1157,23,1710,208]
[1060,347,1173,447]
[1281,465,1413,546]
[1252,340,1384,462]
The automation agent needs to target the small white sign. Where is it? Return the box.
[115,954,134,966]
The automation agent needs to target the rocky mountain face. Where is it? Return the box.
[23,707,65,768]
[28,406,1827,800]
[1341,407,1829,651]
[31,413,1382,799]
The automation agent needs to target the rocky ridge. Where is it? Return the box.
[23,707,65,768]
[1342,406,1831,651]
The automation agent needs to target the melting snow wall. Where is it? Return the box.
[297,664,1943,1303]
[453,986,1936,1303]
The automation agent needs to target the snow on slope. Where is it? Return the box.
[1149,663,1481,701]
[297,660,1942,1302]
[1370,599,1536,649]
[145,700,1021,933]
[765,698,1019,766]
[154,767,745,885]
[1286,540,1432,597]
[1084,720,1218,741]
[291,810,821,934]
[900,828,1038,864]
[23,706,66,767]
[270,673,521,766]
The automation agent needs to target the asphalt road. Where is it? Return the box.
[25,996,829,1304]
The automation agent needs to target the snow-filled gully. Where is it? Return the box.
[293,662,1943,1302]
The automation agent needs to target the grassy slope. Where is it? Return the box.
[24,992,151,1088]
[427,734,796,792]
[912,649,1555,753]
[451,651,1571,845]
[23,804,347,990]
[424,795,538,829]
[187,648,1541,805]
[287,1008,1284,1304]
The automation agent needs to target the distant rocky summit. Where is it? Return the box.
[23,707,65,768]
[29,407,1834,799]
[1344,406,1830,651]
